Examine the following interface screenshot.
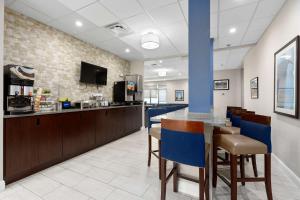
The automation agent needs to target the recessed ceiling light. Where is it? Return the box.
[125,48,130,53]
[229,27,237,34]
[159,60,163,63]
[75,20,83,27]
[178,72,182,76]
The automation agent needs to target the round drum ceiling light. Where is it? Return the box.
[141,33,160,50]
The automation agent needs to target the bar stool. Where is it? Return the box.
[160,119,209,200]
[213,113,272,200]
[147,108,166,178]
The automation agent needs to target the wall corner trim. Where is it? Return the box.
[0,180,5,191]
[272,154,300,188]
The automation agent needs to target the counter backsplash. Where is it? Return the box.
[4,8,130,102]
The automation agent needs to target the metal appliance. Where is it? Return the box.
[4,64,35,114]
[113,75,143,103]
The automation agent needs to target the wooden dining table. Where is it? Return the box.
[151,107,226,200]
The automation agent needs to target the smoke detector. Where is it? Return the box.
[105,23,132,37]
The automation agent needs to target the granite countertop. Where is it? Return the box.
[4,105,142,119]
[150,107,225,126]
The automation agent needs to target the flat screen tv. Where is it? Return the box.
[80,61,107,85]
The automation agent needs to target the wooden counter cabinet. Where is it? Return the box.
[4,105,142,184]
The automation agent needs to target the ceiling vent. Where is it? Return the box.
[105,23,132,37]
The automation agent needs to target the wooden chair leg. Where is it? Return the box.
[230,154,237,200]
[246,155,249,162]
[225,152,229,161]
[199,168,205,200]
[251,154,258,177]
[265,154,273,200]
[173,163,179,192]
[212,140,218,188]
[240,155,245,186]
[161,158,167,200]
[148,135,152,167]
[205,157,210,200]
[159,140,162,179]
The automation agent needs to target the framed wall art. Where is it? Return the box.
[274,36,299,118]
[250,77,259,99]
[175,90,184,101]
[214,79,230,90]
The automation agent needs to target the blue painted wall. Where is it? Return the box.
[188,0,213,113]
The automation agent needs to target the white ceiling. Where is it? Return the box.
[144,57,188,82]
[4,0,286,74]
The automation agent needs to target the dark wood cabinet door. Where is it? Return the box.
[109,108,125,139]
[5,117,37,181]
[95,109,110,146]
[59,112,81,159]
[79,111,96,151]
[36,115,62,166]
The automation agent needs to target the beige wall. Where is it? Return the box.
[145,79,189,104]
[244,0,300,177]
[0,0,4,188]
[214,69,243,117]
[4,9,129,101]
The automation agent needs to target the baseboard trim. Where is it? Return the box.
[0,180,5,191]
[272,154,300,188]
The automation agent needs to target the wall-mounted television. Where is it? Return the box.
[80,61,107,85]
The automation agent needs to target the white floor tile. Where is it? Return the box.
[109,175,150,196]
[43,185,89,200]
[73,177,114,200]
[105,189,143,200]
[83,167,116,183]
[19,174,60,196]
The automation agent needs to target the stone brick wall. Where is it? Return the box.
[4,9,130,101]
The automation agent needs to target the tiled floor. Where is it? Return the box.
[1,130,300,200]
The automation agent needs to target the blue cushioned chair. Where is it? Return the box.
[160,119,209,200]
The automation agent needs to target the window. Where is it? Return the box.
[144,88,167,104]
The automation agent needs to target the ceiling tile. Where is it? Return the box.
[218,22,248,38]
[8,1,52,24]
[161,20,188,55]
[220,0,259,11]
[254,0,286,19]
[138,0,177,11]
[219,3,257,27]
[226,47,251,68]
[57,0,97,11]
[242,28,265,44]
[20,0,72,19]
[77,2,118,27]
[48,13,96,35]
[123,14,159,35]
[4,0,16,6]
[78,27,116,43]
[214,50,230,69]
[247,16,273,31]
[148,3,185,27]
[100,0,144,19]
[179,0,188,22]
[215,35,243,49]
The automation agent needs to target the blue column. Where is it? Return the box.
[188,0,213,113]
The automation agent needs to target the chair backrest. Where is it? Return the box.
[147,108,167,129]
[226,106,242,118]
[161,119,206,168]
[231,110,255,127]
[240,113,272,153]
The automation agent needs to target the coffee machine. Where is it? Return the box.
[4,64,35,114]
[113,75,143,103]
